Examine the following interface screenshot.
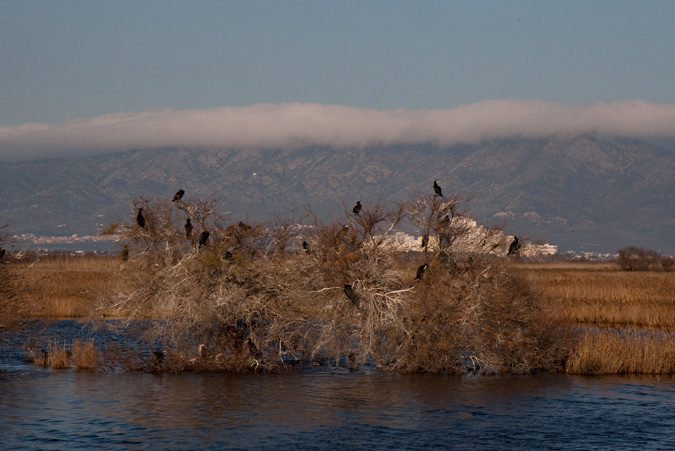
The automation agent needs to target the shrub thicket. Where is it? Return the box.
[101,193,567,374]
[616,246,663,271]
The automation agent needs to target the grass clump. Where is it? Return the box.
[28,338,100,371]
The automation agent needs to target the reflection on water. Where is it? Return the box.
[2,323,675,450]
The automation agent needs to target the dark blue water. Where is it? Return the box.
[2,323,674,450]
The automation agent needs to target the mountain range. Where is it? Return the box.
[1,134,673,254]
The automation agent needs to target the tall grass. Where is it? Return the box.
[567,328,675,375]
[521,263,675,329]
[15,254,124,318]
[521,262,675,374]
[29,338,100,371]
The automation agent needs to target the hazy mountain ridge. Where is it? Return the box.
[1,135,673,253]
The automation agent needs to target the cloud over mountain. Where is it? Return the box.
[2,99,675,161]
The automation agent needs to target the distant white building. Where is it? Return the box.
[374,217,558,257]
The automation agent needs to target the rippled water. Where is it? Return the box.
[2,323,674,450]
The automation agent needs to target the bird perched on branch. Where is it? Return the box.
[415,263,428,280]
[184,218,193,237]
[433,180,444,198]
[136,208,145,229]
[172,189,185,202]
[198,230,210,248]
[352,201,362,215]
[344,284,360,306]
[507,236,521,256]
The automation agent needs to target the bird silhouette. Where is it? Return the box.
[136,208,145,228]
[198,230,210,248]
[415,263,428,280]
[172,189,185,202]
[507,236,521,256]
[433,180,444,197]
[184,218,193,237]
[0,247,5,260]
[40,349,49,367]
[152,350,165,365]
[344,284,360,306]
[352,201,362,215]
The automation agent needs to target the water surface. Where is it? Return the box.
[1,322,674,450]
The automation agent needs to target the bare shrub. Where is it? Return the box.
[660,256,675,272]
[104,193,566,374]
[395,253,568,374]
[302,201,411,368]
[616,246,662,271]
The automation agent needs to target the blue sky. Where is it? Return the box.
[1,1,675,159]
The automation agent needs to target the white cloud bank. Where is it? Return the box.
[2,99,675,161]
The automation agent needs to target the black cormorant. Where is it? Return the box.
[184,218,193,237]
[415,263,428,280]
[352,201,362,215]
[40,349,49,364]
[172,189,185,202]
[152,350,165,365]
[198,230,210,248]
[507,236,521,256]
[344,284,360,306]
[136,208,146,228]
[433,180,444,197]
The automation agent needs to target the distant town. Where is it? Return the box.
[11,221,617,261]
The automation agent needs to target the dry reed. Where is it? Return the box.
[71,338,100,371]
[566,328,675,375]
[28,338,100,371]
[520,263,675,329]
[519,262,675,374]
[48,340,71,369]
[14,254,124,318]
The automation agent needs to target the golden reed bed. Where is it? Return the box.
[4,255,675,375]
[520,262,675,375]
